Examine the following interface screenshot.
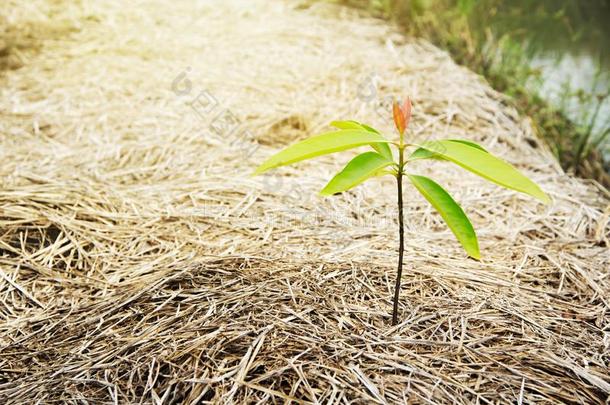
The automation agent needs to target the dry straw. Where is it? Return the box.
[1,0,609,403]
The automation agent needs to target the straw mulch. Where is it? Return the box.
[1,0,609,403]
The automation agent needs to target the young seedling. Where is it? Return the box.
[254,98,550,325]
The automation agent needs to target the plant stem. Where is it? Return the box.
[392,147,405,325]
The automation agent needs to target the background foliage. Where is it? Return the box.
[335,0,610,187]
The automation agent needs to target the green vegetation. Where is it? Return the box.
[255,98,549,324]
[335,0,610,188]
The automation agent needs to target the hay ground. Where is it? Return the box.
[1,0,609,403]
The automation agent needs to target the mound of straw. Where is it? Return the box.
[1,0,609,403]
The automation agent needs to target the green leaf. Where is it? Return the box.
[359,123,381,134]
[446,139,487,152]
[331,121,393,161]
[320,152,395,196]
[414,140,550,204]
[408,139,487,161]
[408,145,441,161]
[330,120,363,130]
[253,129,391,175]
[407,174,480,259]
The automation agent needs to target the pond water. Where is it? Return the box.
[530,54,609,152]
[479,0,609,160]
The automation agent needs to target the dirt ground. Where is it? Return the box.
[1,0,609,403]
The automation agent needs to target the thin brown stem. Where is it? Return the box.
[392,147,405,325]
